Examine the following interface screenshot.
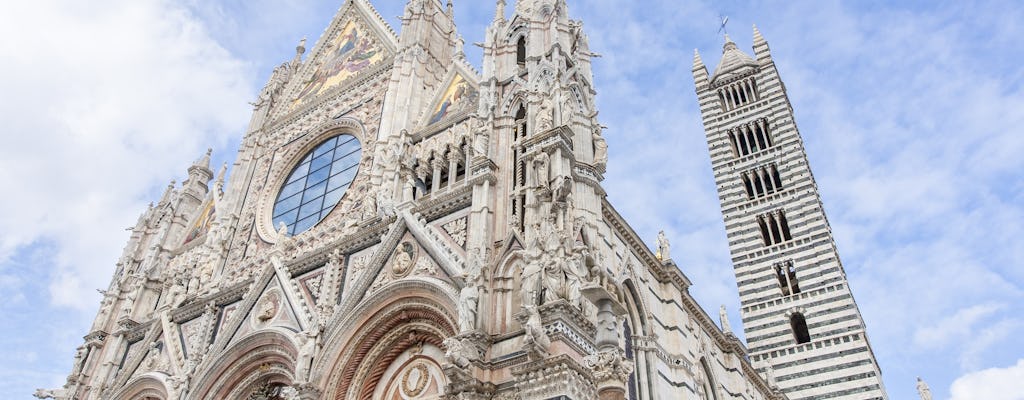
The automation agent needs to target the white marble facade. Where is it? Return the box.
[39,1,836,400]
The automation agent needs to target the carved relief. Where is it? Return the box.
[390,242,417,279]
[441,217,468,248]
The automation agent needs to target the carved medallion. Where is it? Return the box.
[391,242,417,278]
[401,363,430,397]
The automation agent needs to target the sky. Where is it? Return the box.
[0,0,1021,399]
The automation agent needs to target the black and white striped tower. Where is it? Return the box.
[693,27,888,400]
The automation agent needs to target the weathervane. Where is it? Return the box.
[718,15,730,36]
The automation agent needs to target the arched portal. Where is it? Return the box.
[317,280,458,400]
[190,329,299,400]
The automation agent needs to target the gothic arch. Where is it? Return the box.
[255,117,373,243]
[489,250,527,332]
[109,374,169,400]
[621,278,654,400]
[190,329,299,400]
[316,280,458,400]
[697,357,720,400]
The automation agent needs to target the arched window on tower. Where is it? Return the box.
[774,261,801,296]
[790,313,811,344]
[517,36,527,66]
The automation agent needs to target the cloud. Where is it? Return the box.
[912,304,1003,349]
[950,359,1024,400]
[0,0,254,310]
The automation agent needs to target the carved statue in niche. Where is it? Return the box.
[458,280,480,333]
[391,242,416,278]
[560,91,574,126]
[472,119,491,157]
[536,98,554,132]
[361,189,378,220]
[532,151,551,189]
[294,328,319,383]
[592,127,608,171]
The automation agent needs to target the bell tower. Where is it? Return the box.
[693,28,888,399]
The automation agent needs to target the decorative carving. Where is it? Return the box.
[458,282,480,332]
[583,350,634,384]
[522,305,550,358]
[391,242,417,278]
[401,363,430,397]
[592,128,608,172]
[531,151,550,189]
[256,292,280,323]
[916,377,932,400]
[720,305,733,335]
[536,98,554,132]
[295,328,319,384]
[656,230,670,261]
[442,217,468,248]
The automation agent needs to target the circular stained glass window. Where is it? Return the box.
[272,134,362,236]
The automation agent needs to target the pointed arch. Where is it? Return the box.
[191,329,299,400]
[315,280,458,400]
[698,357,720,400]
[109,374,169,400]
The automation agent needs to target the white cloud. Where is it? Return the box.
[950,359,1024,400]
[0,0,254,309]
[913,304,1003,349]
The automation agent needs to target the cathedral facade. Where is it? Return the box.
[40,1,884,400]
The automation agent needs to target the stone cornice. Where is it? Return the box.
[600,200,691,292]
[411,184,473,222]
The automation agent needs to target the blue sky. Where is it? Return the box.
[1,0,1022,399]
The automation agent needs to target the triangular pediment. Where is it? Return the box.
[285,0,398,112]
[421,66,480,127]
[367,232,452,294]
[222,274,303,348]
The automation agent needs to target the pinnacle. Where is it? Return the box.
[753,24,766,44]
[693,48,704,68]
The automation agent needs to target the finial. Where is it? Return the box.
[495,0,506,21]
[719,305,733,334]
[297,37,307,55]
[447,0,454,16]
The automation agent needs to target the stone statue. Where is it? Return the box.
[458,280,479,332]
[536,98,554,132]
[916,377,932,400]
[592,129,608,171]
[532,151,550,189]
[473,121,490,157]
[69,345,88,378]
[521,256,543,307]
[443,337,479,368]
[33,389,64,399]
[720,305,732,334]
[522,305,550,356]
[656,230,670,261]
[295,329,318,383]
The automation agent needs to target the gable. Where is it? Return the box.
[287,1,397,111]
[423,68,480,127]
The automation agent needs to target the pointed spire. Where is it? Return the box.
[752,24,771,61]
[193,148,212,170]
[753,24,765,45]
[293,37,307,66]
[692,48,709,83]
[692,48,704,69]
